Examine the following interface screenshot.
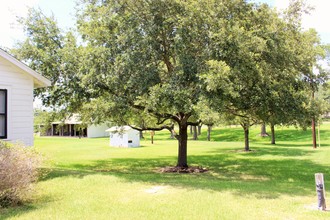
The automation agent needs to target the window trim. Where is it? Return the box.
[0,89,7,139]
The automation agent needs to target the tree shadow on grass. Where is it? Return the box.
[208,143,315,157]
[0,194,56,220]
[3,150,327,219]
[275,128,330,142]
[0,204,37,220]
[39,145,329,200]
[5,144,325,219]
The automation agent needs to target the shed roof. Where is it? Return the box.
[0,48,51,88]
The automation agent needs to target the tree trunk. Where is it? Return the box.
[312,91,317,149]
[177,122,188,168]
[190,125,193,134]
[170,130,174,139]
[150,131,155,144]
[207,125,212,141]
[260,123,269,136]
[243,124,250,151]
[271,123,276,145]
[312,117,317,148]
[193,126,198,140]
[140,130,144,139]
[198,125,202,135]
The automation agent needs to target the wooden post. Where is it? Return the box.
[315,173,326,211]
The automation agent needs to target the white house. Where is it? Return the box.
[106,126,140,147]
[50,114,109,138]
[0,49,51,146]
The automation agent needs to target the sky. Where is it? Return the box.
[0,0,330,49]
[257,0,330,44]
[0,0,76,49]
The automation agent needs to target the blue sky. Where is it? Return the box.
[0,0,329,48]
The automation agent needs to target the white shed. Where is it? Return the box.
[0,49,51,146]
[106,126,140,148]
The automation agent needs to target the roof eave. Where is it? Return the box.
[0,49,51,88]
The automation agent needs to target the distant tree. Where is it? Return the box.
[202,1,327,150]
[11,8,86,112]
[259,2,328,145]
[192,126,198,140]
[195,100,220,141]
[34,109,67,135]
[34,109,54,135]
[202,3,277,151]
[260,123,269,137]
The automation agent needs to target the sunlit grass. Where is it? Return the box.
[1,124,330,219]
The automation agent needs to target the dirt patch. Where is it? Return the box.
[144,186,166,194]
[304,204,328,211]
[159,166,208,173]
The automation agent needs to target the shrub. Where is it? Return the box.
[0,141,43,207]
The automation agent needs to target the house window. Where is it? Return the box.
[0,89,7,139]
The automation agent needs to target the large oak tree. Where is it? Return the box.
[75,0,265,167]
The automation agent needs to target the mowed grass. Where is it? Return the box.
[1,124,330,219]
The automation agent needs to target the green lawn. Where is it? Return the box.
[1,124,330,219]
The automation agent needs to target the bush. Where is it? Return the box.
[0,141,43,207]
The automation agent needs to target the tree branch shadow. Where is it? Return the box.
[38,145,329,200]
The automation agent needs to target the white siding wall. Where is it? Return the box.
[0,57,34,146]
[110,133,128,147]
[127,130,140,147]
[87,123,109,138]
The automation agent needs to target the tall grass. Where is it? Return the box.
[1,124,330,219]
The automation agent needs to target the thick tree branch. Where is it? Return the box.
[187,120,200,126]
[132,104,180,123]
[129,124,174,132]
[157,117,170,125]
